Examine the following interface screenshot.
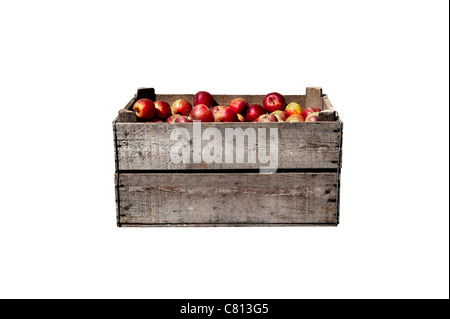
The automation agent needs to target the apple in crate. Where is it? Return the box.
[190,104,214,122]
[166,114,181,123]
[237,113,245,122]
[285,102,302,118]
[133,98,156,121]
[255,114,278,122]
[214,107,239,122]
[194,91,214,107]
[175,115,194,123]
[229,98,249,115]
[171,99,192,116]
[245,104,266,122]
[305,112,320,122]
[154,100,171,120]
[286,114,305,122]
[211,105,227,117]
[302,107,321,120]
[263,92,285,112]
[271,110,287,122]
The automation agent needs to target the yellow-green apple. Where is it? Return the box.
[237,113,245,122]
[133,98,156,121]
[229,98,249,115]
[286,114,305,122]
[175,115,194,123]
[263,92,285,112]
[255,114,278,122]
[166,114,181,123]
[271,110,287,122]
[171,99,192,116]
[302,107,321,120]
[285,102,302,118]
[245,104,266,122]
[214,107,239,122]
[190,104,214,122]
[305,112,320,122]
[194,91,214,107]
[211,105,227,117]
[154,100,171,120]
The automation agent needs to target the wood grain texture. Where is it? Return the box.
[319,94,338,121]
[117,109,137,123]
[306,87,323,109]
[117,172,338,226]
[115,121,342,170]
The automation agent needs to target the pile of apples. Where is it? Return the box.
[132,91,321,123]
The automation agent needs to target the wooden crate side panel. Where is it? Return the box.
[115,122,342,170]
[117,172,338,225]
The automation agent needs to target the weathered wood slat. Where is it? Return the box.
[306,87,323,109]
[117,172,338,226]
[115,121,342,170]
[117,109,137,123]
[319,94,338,121]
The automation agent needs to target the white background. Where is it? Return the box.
[0,0,448,299]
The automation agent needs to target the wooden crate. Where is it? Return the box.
[113,87,343,227]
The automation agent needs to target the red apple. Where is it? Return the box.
[237,113,245,122]
[229,98,249,115]
[171,99,192,116]
[214,107,239,122]
[154,100,171,120]
[284,102,303,118]
[211,105,227,117]
[263,92,285,113]
[166,114,181,123]
[305,112,320,122]
[255,114,278,122]
[190,104,214,122]
[271,110,287,122]
[133,98,156,121]
[245,104,266,122]
[286,114,305,122]
[175,115,194,123]
[194,91,214,107]
[302,107,321,120]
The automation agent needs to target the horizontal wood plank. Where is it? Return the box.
[117,172,338,226]
[115,121,342,170]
